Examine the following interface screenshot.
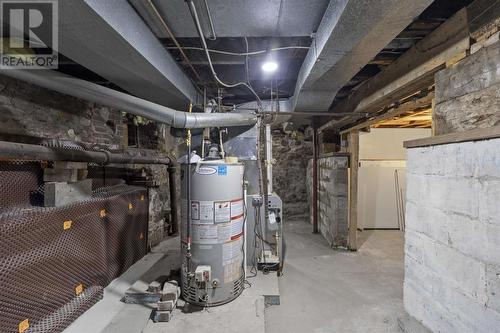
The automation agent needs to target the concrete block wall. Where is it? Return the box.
[316,156,349,248]
[434,40,500,135]
[404,138,500,332]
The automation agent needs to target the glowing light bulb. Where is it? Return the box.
[262,61,278,73]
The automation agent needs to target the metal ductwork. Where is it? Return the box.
[0,70,258,129]
[292,0,434,112]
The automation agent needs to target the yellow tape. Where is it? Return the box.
[128,203,133,210]
[100,209,106,218]
[18,319,29,333]
[75,284,83,295]
[63,220,72,230]
[140,195,145,201]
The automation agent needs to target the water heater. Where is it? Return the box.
[181,159,245,306]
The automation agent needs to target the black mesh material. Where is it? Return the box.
[0,162,148,333]
[0,161,44,210]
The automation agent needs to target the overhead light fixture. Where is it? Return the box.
[262,61,278,73]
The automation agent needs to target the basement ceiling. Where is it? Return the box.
[128,0,476,106]
[129,0,329,105]
[55,0,477,114]
[130,0,330,38]
[329,0,476,110]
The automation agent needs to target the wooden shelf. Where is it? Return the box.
[404,125,500,148]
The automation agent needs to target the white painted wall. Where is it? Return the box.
[359,128,431,160]
[405,138,500,332]
[358,128,430,229]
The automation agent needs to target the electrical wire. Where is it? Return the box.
[244,36,251,86]
[147,0,204,89]
[186,0,263,107]
[166,45,310,57]
[202,0,217,41]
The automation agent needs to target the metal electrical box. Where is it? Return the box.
[245,193,283,270]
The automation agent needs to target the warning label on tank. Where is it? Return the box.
[199,201,214,221]
[224,259,241,283]
[191,201,200,220]
[192,224,218,244]
[190,200,214,223]
[217,222,232,242]
[214,201,231,223]
[231,216,244,238]
[230,198,244,219]
[223,236,243,262]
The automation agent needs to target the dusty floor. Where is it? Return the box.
[66,218,427,333]
[265,218,427,333]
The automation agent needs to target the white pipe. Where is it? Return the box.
[0,69,258,129]
[243,182,248,278]
[265,124,273,193]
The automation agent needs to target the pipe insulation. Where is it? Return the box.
[0,140,172,165]
[0,69,258,129]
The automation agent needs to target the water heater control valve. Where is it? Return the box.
[195,265,212,284]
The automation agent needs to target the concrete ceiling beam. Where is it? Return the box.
[292,0,435,112]
[320,7,471,131]
[57,0,201,109]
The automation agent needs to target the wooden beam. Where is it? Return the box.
[340,91,434,134]
[320,7,470,132]
[404,125,500,148]
[347,130,359,251]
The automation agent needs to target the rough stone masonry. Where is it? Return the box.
[0,74,178,247]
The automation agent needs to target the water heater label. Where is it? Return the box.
[214,201,231,223]
[230,199,244,219]
[222,236,243,262]
[217,222,232,242]
[231,216,244,238]
[223,236,243,283]
[191,224,218,244]
[191,201,214,222]
[196,166,217,175]
[190,201,200,220]
[217,165,227,175]
[224,259,241,283]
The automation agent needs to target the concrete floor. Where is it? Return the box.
[265,218,428,333]
[65,218,428,333]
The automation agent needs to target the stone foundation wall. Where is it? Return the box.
[404,139,500,332]
[0,75,127,146]
[0,74,177,246]
[434,40,500,135]
[272,132,313,218]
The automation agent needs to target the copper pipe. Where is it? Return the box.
[146,0,204,86]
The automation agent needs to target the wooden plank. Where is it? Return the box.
[318,152,350,159]
[404,125,500,148]
[339,91,434,134]
[320,8,470,132]
[467,0,500,38]
[347,130,359,250]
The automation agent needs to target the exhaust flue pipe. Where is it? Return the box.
[0,69,258,129]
